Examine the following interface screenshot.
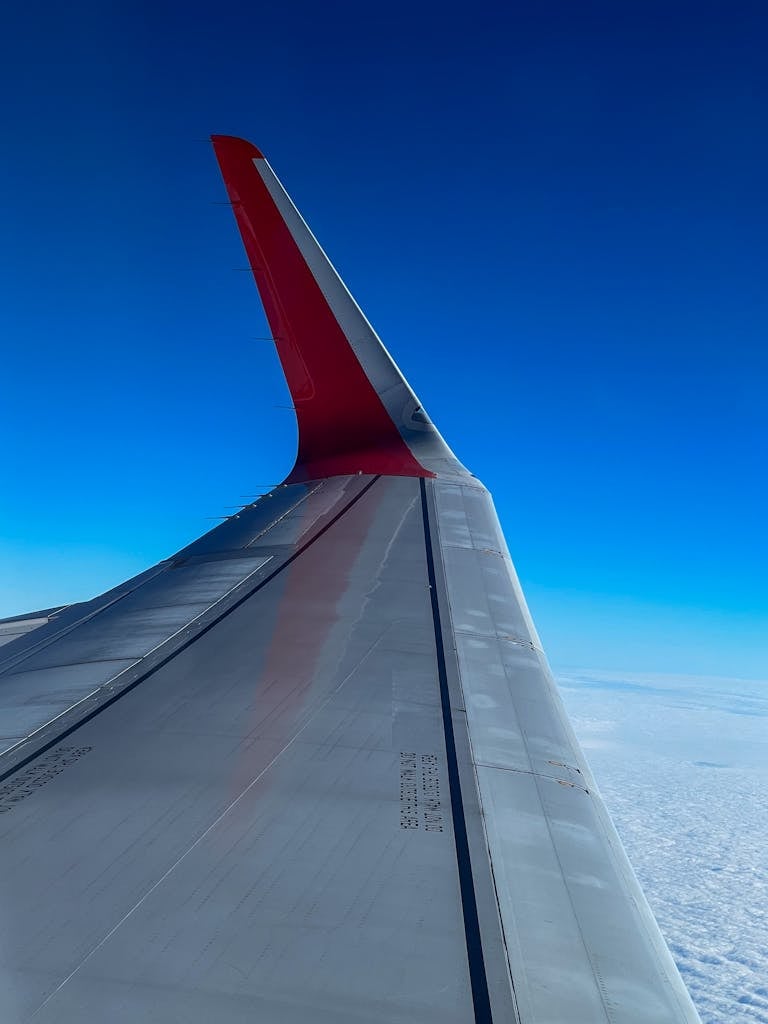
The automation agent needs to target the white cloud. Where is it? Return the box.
[559,670,768,1024]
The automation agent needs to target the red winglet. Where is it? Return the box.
[211,135,433,483]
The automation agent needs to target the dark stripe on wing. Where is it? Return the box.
[420,477,494,1024]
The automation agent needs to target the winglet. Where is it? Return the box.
[211,135,461,482]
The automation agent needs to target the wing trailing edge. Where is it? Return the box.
[211,135,463,483]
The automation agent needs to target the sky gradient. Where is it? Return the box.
[1,1,766,681]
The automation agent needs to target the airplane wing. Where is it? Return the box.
[0,607,71,650]
[0,137,702,1023]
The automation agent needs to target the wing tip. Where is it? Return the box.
[210,135,458,481]
[211,135,264,161]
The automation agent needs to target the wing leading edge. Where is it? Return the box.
[0,139,702,1023]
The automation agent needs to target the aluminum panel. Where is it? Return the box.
[173,482,323,559]
[115,556,272,610]
[430,478,701,1024]
[441,544,538,644]
[0,564,168,676]
[455,632,586,780]
[0,660,138,707]
[478,766,696,1024]
[0,554,274,758]
[23,604,209,666]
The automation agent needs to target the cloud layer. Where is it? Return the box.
[559,670,768,1024]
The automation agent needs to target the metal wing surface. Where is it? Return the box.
[0,138,701,1023]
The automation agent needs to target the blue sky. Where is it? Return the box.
[1,1,766,678]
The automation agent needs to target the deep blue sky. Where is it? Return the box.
[1,1,766,676]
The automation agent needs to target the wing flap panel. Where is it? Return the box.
[429,478,701,1023]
